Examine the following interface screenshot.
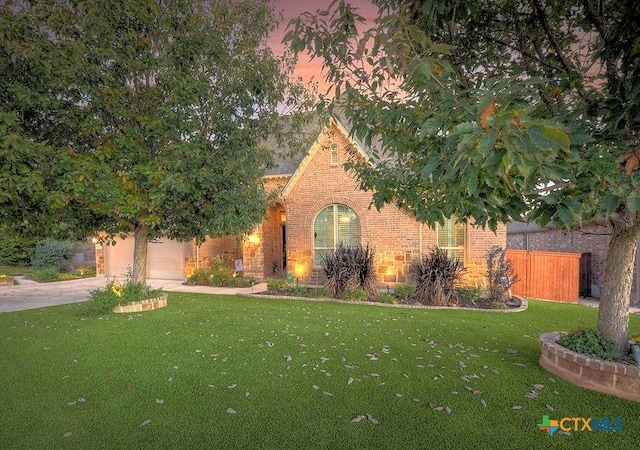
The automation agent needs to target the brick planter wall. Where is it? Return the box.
[112,294,168,314]
[539,332,640,402]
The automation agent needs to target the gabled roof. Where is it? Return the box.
[273,117,371,198]
[265,115,372,180]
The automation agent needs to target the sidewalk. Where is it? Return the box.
[0,276,267,313]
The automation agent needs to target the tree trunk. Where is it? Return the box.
[598,212,640,358]
[131,223,150,286]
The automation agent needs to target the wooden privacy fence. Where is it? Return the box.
[505,250,581,303]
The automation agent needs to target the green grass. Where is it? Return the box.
[1,295,639,449]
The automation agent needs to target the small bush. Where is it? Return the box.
[485,246,519,302]
[412,247,465,306]
[31,239,75,270]
[558,328,614,361]
[457,286,484,303]
[392,283,416,302]
[186,258,255,287]
[84,279,163,316]
[24,268,78,282]
[0,228,38,266]
[322,244,377,300]
[75,266,96,277]
[378,293,397,304]
[267,277,288,292]
[343,288,368,302]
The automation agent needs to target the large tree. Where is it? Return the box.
[286,0,640,357]
[1,0,311,285]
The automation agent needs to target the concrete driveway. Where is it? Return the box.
[0,277,267,313]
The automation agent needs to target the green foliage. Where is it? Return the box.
[322,244,378,300]
[24,268,68,282]
[266,277,288,292]
[412,248,465,306]
[392,283,416,302]
[343,287,368,302]
[377,293,397,304]
[30,239,75,270]
[485,246,519,302]
[85,279,163,316]
[0,227,37,266]
[456,286,484,303]
[185,258,255,287]
[558,328,614,361]
[1,0,313,284]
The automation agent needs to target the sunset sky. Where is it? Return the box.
[269,0,377,94]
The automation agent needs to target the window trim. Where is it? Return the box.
[329,143,339,166]
[436,218,465,261]
[313,204,360,266]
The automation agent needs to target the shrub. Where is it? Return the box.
[24,268,78,282]
[186,268,215,286]
[31,239,75,270]
[267,277,289,292]
[343,287,368,302]
[322,244,377,300]
[485,246,519,302]
[75,266,96,277]
[558,328,614,361]
[457,286,484,303]
[84,279,163,316]
[411,247,465,306]
[0,228,38,266]
[186,258,255,287]
[392,283,416,302]
[378,293,398,304]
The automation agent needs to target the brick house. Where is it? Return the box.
[507,220,640,303]
[96,117,506,286]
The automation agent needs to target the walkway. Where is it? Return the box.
[0,277,267,313]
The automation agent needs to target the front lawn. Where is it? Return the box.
[1,294,639,449]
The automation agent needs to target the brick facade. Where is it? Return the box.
[241,120,506,287]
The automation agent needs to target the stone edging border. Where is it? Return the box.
[539,331,640,402]
[112,293,168,314]
[246,294,528,313]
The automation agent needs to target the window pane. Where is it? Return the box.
[436,218,464,260]
[314,205,360,266]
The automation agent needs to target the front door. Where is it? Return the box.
[282,225,287,271]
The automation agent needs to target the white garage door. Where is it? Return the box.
[147,239,185,280]
[105,236,135,278]
[105,236,186,280]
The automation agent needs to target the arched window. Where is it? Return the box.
[436,218,465,260]
[313,204,360,265]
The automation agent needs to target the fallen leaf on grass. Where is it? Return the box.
[323,391,334,397]
[139,418,151,427]
[156,399,164,405]
[367,414,380,424]
[481,399,487,409]
[545,405,555,411]
[226,408,237,414]
[351,415,366,423]
[63,432,72,438]
[512,405,522,410]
